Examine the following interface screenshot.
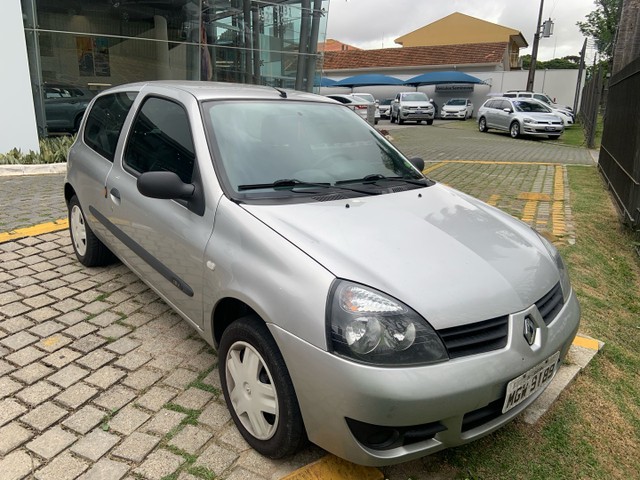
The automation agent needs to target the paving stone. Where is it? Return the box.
[16,380,60,406]
[0,358,17,375]
[72,334,108,353]
[48,286,77,300]
[108,405,151,435]
[1,331,38,350]
[78,458,130,480]
[52,297,85,313]
[20,401,67,431]
[11,362,53,385]
[15,283,46,297]
[144,409,186,436]
[0,316,34,333]
[64,322,99,339]
[57,310,88,326]
[136,386,177,412]
[42,347,82,368]
[0,376,23,398]
[146,353,185,372]
[71,428,121,461]
[76,349,116,370]
[48,364,90,388]
[122,368,163,391]
[172,338,206,358]
[224,467,265,480]
[218,423,251,452]
[97,323,131,340]
[37,334,73,353]
[26,306,60,322]
[173,387,214,411]
[134,449,185,480]
[63,405,107,434]
[0,449,41,480]
[198,401,232,430]
[113,350,152,371]
[0,301,31,318]
[0,422,33,456]
[55,383,98,409]
[27,425,77,459]
[162,368,199,389]
[193,443,239,476]
[93,385,137,411]
[89,311,121,328]
[181,351,216,371]
[82,301,111,315]
[112,431,160,462]
[236,449,283,478]
[119,311,152,327]
[34,451,89,480]
[28,320,65,338]
[5,346,46,366]
[104,337,142,355]
[201,369,221,390]
[84,366,126,389]
[168,424,213,454]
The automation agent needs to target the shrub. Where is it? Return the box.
[0,135,75,165]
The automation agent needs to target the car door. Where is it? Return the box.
[103,93,215,326]
[494,100,513,131]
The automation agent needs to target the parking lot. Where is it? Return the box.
[0,123,597,480]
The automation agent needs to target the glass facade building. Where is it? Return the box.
[21,0,328,136]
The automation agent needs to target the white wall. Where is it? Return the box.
[1,0,40,155]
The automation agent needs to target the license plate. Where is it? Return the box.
[415,110,423,114]
[545,126,556,131]
[502,352,560,414]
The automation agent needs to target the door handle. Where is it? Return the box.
[109,187,121,205]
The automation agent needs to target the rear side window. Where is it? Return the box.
[123,97,195,184]
[84,92,137,162]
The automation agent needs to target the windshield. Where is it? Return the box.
[401,93,429,102]
[514,100,552,113]
[446,99,466,106]
[380,99,392,105]
[354,94,375,103]
[203,101,425,200]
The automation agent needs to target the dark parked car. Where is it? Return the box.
[44,83,95,133]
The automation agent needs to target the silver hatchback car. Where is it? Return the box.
[65,81,580,466]
[477,97,564,139]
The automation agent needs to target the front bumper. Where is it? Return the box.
[441,110,466,119]
[522,123,564,136]
[400,109,434,121]
[270,289,580,466]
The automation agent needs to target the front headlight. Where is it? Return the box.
[523,118,536,124]
[327,280,448,366]
[536,232,571,299]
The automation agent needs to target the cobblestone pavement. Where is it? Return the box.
[0,127,590,480]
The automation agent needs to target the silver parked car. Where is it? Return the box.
[477,97,565,139]
[390,92,435,125]
[65,81,580,466]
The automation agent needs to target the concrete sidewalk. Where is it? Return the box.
[0,125,599,480]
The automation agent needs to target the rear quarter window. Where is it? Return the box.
[83,92,137,162]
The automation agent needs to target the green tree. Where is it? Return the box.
[520,54,578,70]
[576,0,621,63]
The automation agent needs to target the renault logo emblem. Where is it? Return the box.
[523,316,536,346]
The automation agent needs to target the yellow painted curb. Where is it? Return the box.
[281,455,383,480]
[0,218,68,244]
[433,160,555,166]
[518,192,551,201]
[423,162,446,175]
[572,335,601,351]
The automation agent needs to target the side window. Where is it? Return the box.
[520,93,532,98]
[486,100,497,109]
[499,100,512,110]
[84,92,137,162]
[123,97,195,184]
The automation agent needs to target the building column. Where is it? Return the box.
[154,15,171,80]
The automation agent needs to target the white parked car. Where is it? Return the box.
[326,94,378,124]
[440,98,474,120]
[352,93,381,124]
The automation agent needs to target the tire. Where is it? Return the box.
[510,121,521,138]
[478,117,488,132]
[398,116,405,125]
[548,135,560,140]
[68,195,115,267]
[219,315,306,459]
[426,119,434,125]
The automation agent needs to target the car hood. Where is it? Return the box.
[520,112,562,123]
[443,105,467,112]
[401,101,433,109]
[241,185,558,329]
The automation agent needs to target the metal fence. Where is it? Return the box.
[597,56,640,235]
[578,67,604,149]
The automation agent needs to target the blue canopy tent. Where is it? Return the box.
[404,71,485,86]
[334,74,404,88]
[314,76,339,87]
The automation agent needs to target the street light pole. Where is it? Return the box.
[526,0,545,91]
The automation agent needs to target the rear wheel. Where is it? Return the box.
[219,315,306,458]
[68,195,115,267]
[478,117,488,132]
[510,121,521,138]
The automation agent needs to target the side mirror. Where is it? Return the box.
[503,108,513,114]
[409,157,425,172]
[137,171,195,200]
[393,99,399,103]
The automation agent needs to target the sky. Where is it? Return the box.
[325,0,599,63]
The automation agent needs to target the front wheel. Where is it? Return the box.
[510,121,521,138]
[478,117,488,132]
[219,315,306,458]
[398,116,405,125]
[426,119,434,125]
[68,195,115,267]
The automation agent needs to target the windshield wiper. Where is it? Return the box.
[336,174,429,187]
[238,178,380,195]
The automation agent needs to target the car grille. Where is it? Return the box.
[438,315,509,359]
[536,282,564,325]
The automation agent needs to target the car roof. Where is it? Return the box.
[99,80,336,104]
